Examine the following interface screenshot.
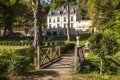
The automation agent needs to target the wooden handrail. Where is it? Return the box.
[74,45,85,73]
[39,45,61,68]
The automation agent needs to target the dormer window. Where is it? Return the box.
[71,8,74,14]
[63,10,66,14]
[57,10,60,14]
[49,11,52,15]
[74,9,76,14]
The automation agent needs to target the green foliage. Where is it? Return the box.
[0,41,32,46]
[89,32,119,75]
[15,47,36,64]
[103,59,119,75]
[89,33,103,55]
[107,10,120,43]
[100,35,118,55]
[72,76,79,80]
[0,47,36,77]
[0,0,28,36]
[0,59,9,76]
[9,55,31,75]
[89,32,118,56]
[61,42,75,53]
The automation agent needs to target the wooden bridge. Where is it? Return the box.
[37,43,88,74]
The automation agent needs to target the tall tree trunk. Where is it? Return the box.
[32,0,43,69]
[32,0,42,47]
[67,2,71,41]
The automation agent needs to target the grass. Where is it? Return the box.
[0,34,91,50]
[0,45,29,50]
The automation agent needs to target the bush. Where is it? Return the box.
[89,32,118,56]
[61,42,75,53]
[89,32,119,74]
[103,59,119,75]
[9,55,31,75]
[15,47,36,64]
[0,47,36,77]
[0,49,11,78]
[0,59,9,76]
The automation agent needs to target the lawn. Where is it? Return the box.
[0,34,91,50]
[0,45,29,50]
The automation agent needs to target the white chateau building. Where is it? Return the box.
[43,5,93,36]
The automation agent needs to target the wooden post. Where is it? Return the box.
[74,46,78,73]
[58,45,61,57]
[37,46,41,69]
[82,46,85,58]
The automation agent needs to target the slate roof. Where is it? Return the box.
[48,5,79,16]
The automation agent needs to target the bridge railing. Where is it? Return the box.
[74,45,85,73]
[39,45,61,68]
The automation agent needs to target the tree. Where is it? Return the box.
[87,0,120,30]
[31,0,42,47]
[107,9,120,44]
[87,0,120,75]
[0,0,28,37]
[77,0,89,20]
[89,32,118,75]
[41,1,50,28]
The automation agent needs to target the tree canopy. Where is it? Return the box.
[0,0,28,36]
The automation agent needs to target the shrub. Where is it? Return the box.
[9,55,31,75]
[0,47,36,76]
[61,42,75,53]
[0,59,9,76]
[0,49,11,78]
[15,47,36,64]
[89,32,119,75]
[89,32,118,56]
[103,59,119,75]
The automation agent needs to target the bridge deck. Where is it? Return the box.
[41,50,75,74]
[40,42,89,74]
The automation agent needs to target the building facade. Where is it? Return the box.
[43,5,93,36]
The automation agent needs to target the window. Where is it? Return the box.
[57,24,60,28]
[49,24,51,28]
[82,26,85,28]
[57,17,59,22]
[53,31,57,36]
[71,23,73,28]
[59,31,64,35]
[53,26,55,28]
[47,31,51,35]
[64,23,66,28]
[71,16,73,21]
[53,19,55,23]
[64,17,66,22]
[49,18,51,23]
[71,9,74,13]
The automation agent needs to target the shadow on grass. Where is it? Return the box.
[23,70,60,79]
[79,59,99,74]
[79,58,120,75]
